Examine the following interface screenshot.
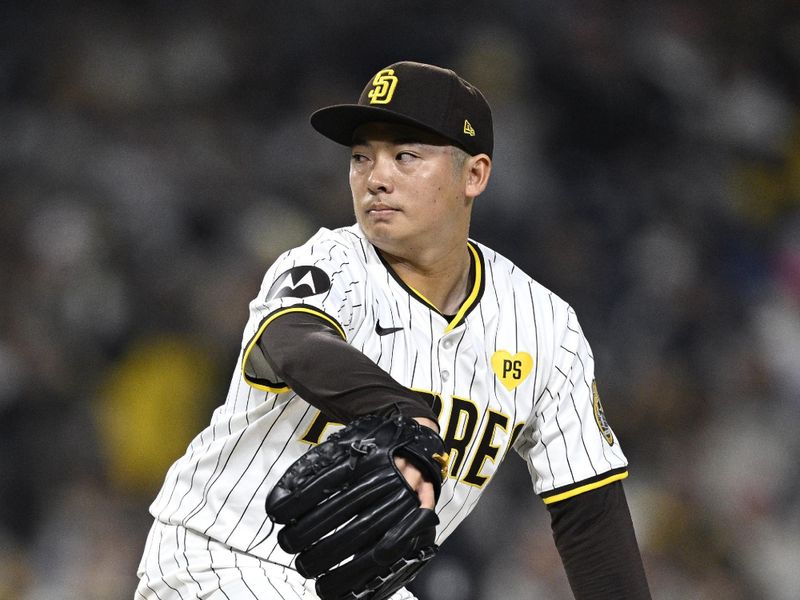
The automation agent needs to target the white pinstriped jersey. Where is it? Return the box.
[149,223,628,567]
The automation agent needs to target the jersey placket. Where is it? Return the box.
[436,326,465,393]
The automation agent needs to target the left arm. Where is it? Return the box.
[547,481,651,599]
[519,303,650,597]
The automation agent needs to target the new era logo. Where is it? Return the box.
[463,119,475,136]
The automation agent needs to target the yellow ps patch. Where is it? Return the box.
[491,351,533,391]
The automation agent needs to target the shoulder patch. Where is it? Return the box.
[592,380,615,445]
[266,266,331,300]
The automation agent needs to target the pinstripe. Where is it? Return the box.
[266,579,289,600]
[144,580,164,600]
[487,258,502,403]
[553,387,576,482]
[232,553,260,600]
[538,411,557,483]
[406,287,413,330]
[385,293,402,368]
[409,350,419,386]
[569,390,598,475]
[371,302,384,364]
[180,526,203,597]
[232,374,248,425]
[357,235,369,264]
[386,308,398,368]
[532,293,558,411]
[140,517,158,570]
[572,346,616,471]
[529,283,541,401]
[155,426,204,517]
[508,285,520,451]
[205,537,231,600]
[156,524,185,600]
[165,448,204,523]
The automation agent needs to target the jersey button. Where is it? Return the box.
[442,338,454,350]
[441,370,450,381]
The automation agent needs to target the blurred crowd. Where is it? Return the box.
[1,1,799,598]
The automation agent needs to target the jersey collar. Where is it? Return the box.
[375,241,485,332]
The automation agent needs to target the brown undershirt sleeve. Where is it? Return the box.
[547,481,651,599]
[256,310,437,424]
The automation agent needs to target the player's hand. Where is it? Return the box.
[266,414,445,600]
[395,456,436,509]
[394,416,440,510]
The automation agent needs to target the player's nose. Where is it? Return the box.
[366,154,394,195]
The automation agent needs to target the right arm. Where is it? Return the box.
[251,309,437,424]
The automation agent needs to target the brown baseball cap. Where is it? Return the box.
[310,61,493,158]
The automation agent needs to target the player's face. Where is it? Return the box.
[349,122,475,259]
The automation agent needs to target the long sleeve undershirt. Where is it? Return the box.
[257,311,437,423]
[547,481,652,599]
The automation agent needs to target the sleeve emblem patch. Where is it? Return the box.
[266,266,331,300]
[592,380,615,445]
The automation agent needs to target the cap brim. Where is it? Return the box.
[310,104,457,148]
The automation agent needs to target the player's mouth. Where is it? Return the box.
[366,203,400,216]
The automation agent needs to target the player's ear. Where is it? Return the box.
[465,154,491,198]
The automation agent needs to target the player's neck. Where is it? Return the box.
[379,243,471,315]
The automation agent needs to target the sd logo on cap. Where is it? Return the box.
[310,61,493,158]
[367,69,399,105]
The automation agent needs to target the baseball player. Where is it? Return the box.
[135,61,651,599]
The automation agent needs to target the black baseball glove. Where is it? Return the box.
[265,414,448,600]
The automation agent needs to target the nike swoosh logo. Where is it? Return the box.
[375,320,404,336]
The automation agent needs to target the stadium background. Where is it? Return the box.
[1,1,799,598]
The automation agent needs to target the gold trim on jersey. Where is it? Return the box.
[541,468,629,505]
[445,242,483,332]
[375,241,485,331]
[405,284,439,312]
[242,306,347,392]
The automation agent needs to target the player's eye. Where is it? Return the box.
[351,153,368,163]
[396,151,418,162]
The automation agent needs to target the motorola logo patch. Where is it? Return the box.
[266,266,331,300]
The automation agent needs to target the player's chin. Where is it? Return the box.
[361,225,407,255]
[360,215,401,239]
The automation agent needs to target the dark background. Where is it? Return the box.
[1,1,799,598]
